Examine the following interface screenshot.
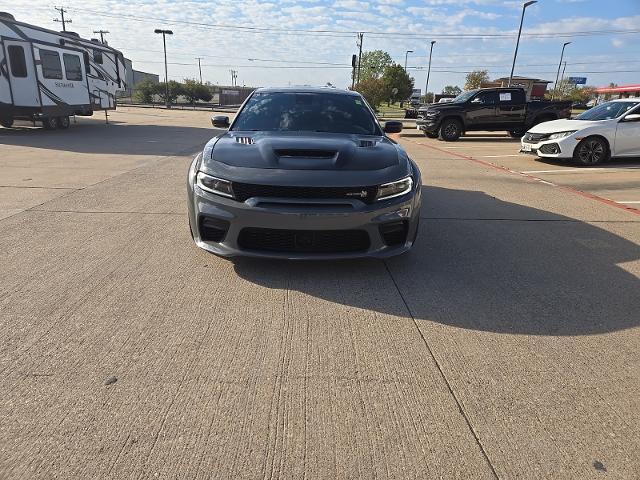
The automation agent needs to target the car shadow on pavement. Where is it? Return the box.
[233,186,639,336]
[0,122,215,156]
[531,155,640,168]
[399,132,520,142]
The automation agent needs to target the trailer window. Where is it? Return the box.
[93,49,103,64]
[63,53,83,81]
[8,45,28,78]
[40,50,63,80]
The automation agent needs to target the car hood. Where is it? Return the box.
[200,131,412,186]
[528,118,604,134]
[418,103,460,114]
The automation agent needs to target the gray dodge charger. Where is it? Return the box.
[187,87,422,259]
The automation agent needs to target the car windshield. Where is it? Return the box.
[231,91,381,135]
[575,101,640,120]
[451,90,478,103]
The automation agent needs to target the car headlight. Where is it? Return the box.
[376,176,413,201]
[196,171,234,198]
[548,130,577,140]
[426,110,440,117]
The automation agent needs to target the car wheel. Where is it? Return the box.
[58,116,70,129]
[439,118,462,141]
[573,137,609,166]
[0,118,13,128]
[42,117,59,130]
[424,131,438,139]
[508,130,525,139]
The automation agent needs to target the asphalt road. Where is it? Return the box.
[1,109,638,479]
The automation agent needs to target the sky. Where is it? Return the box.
[3,0,639,93]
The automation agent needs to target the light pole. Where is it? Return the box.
[552,42,571,100]
[404,50,413,72]
[154,29,173,107]
[508,0,537,87]
[196,57,203,84]
[425,41,436,104]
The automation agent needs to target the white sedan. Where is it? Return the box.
[521,98,640,165]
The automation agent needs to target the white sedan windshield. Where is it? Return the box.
[576,101,639,120]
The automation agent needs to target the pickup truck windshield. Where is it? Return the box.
[575,101,639,120]
[232,92,381,135]
[451,90,478,103]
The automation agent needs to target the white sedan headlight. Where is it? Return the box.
[376,176,413,201]
[196,171,234,198]
[548,130,577,140]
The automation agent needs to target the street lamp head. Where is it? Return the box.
[154,29,173,34]
[406,50,413,53]
[431,40,436,46]
[564,41,572,47]
[524,1,537,7]
[154,29,162,34]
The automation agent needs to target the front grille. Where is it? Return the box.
[199,216,230,242]
[523,132,550,143]
[237,228,370,254]
[379,220,409,246]
[232,182,378,204]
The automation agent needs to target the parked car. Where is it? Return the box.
[187,87,422,259]
[416,87,572,141]
[520,98,640,165]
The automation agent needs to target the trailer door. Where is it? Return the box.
[4,40,40,107]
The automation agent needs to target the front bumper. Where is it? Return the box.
[416,117,440,133]
[187,162,421,260]
[520,136,577,159]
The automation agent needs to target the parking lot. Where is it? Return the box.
[1,108,639,479]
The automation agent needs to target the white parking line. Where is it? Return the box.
[616,201,640,204]
[481,154,523,158]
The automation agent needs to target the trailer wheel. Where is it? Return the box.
[58,116,70,129]
[0,118,13,128]
[42,117,59,130]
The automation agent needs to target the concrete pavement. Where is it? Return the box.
[0,110,638,479]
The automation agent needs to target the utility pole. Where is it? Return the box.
[93,30,109,44]
[229,69,237,87]
[508,0,537,87]
[356,32,364,85]
[425,41,436,104]
[154,29,173,107]
[552,42,571,100]
[196,57,203,83]
[558,61,568,98]
[53,6,71,32]
[351,54,357,89]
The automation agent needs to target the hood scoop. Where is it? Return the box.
[235,136,254,145]
[275,149,336,159]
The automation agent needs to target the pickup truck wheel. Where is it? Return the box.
[424,131,439,139]
[57,116,70,129]
[439,118,462,141]
[42,117,59,130]
[0,118,13,128]
[573,137,609,166]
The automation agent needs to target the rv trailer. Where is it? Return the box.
[0,12,126,129]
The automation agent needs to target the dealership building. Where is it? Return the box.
[595,84,640,99]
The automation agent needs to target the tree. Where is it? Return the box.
[133,79,157,104]
[353,77,387,110]
[421,93,435,103]
[381,64,414,104]
[442,85,462,96]
[182,79,213,104]
[155,80,184,104]
[464,70,490,90]
[356,50,394,82]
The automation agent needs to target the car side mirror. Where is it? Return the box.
[623,113,640,122]
[211,115,230,128]
[383,121,403,134]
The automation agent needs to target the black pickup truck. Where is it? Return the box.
[416,87,572,141]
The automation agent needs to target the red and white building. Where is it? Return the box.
[595,84,640,99]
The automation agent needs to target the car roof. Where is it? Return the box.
[254,86,360,96]
[609,97,640,102]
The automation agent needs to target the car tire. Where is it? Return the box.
[42,117,59,130]
[424,131,438,139]
[57,116,70,129]
[0,118,13,128]
[508,130,525,139]
[439,118,462,141]
[573,137,610,166]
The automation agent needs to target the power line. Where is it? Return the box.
[53,6,71,32]
[93,29,109,43]
[66,6,640,40]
